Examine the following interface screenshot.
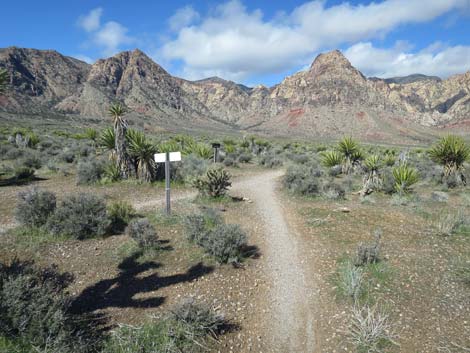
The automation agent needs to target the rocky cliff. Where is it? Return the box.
[1,46,469,140]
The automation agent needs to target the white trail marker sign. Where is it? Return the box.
[154,152,181,215]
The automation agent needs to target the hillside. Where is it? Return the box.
[1,46,469,141]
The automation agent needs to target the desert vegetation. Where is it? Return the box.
[0,122,469,352]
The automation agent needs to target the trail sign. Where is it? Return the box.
[154,151,182,215]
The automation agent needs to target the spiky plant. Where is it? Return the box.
[84,128,98,145]
[0,68,8,93]
[361,155,383,195]
[99,127,116,159]
[128,129,157,182]
[429,135,469,185]
[383,153,396,167]
[392,163,419,194]
[321,150,343,168]
[194,143,213,160]
[158,141,180,153]
[109,103,134,179]
[337,136,363,174]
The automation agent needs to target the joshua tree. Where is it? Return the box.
[108,103,135,179]
[429,135,469,186]
[0,69,9,93]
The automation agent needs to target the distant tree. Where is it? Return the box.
[0,69,9,93]
[108,103,135,179]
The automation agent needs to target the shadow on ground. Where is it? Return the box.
[71,251,214,314]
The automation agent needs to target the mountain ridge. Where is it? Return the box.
[1,46,469,141]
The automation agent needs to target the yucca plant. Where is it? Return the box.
[0,68,8,93]
[383,153,395,167]
[194,143,213,160]
[158,141,180,153]
[224,143,236,154]
[103,161,121,182]
[128,130,157,182]
[99,127,116,159]
[392,163,419,194]
[321,150,343,168]
[361,155,383,195]
[338,136,363,174]
[84,127,98,145]
[109,102,135,179]
[429,135,469,185]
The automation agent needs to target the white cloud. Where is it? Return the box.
[77,8,103,32]
[344,41,470,78]
[161,0,469,80]
[169,6,200,32]
[73,54,94,64]
[77,9,135,57]
[93,21,134,56]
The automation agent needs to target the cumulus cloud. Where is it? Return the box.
[344,41,470,78]
[169,6,200,32]
[77,8,135,57]
[77,8,103,32]
[161,0,469,80]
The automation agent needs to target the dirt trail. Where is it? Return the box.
[232,170,317,352]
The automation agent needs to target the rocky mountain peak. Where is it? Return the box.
[308,49,364,80]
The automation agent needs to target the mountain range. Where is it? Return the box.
[0,46,469,142]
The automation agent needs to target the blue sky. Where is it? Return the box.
[1,0,470,86]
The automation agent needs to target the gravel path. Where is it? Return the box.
[233,170,317,352]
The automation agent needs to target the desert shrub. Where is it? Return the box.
[328,165,342,177]
[430,191,449,203]
[292,154,310,164]
[356,229,382,266]
[59,151,75,163]
[284,165,321,196]
[237,153,252,163]
[392,163,419,194]
[15,188,56,227]
[184,208,223,244]
[433,210,464,236]
[192,168,231,198]
[79,145,94,157]
[223,156,236,167]
[193,143,213,160]
[102,299,225,353]
[176,155,209,182]
[348,305,397,353]
[201,224,247,263]
[0,260,99,353]
[108,201,136,233]
[47,193,110,239]
[12,164,35,181]
[126,218,158,249]
[20,153,42,169]
[184,209,246,263]
[259,153,283,168]
[4,147,23,160]
[76,159,104,185]
[322,181,346,200]
[337,262,364,302]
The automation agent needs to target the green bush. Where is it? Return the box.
[0,260,99,353]
[176,155,209,182]
[47,193,110,239]
[184,208,223,244]
[126,218,159,249]
[76,159,104,185]
[108,201,136,233]
[15,188,56,227]
[284,165,321,196]
[238,153,252,163]
[322,181,346,200]
[102,299,225,353]
[202,224,247,263]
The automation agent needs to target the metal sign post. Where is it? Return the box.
[212,143,221,163]
[155,151,182,215]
